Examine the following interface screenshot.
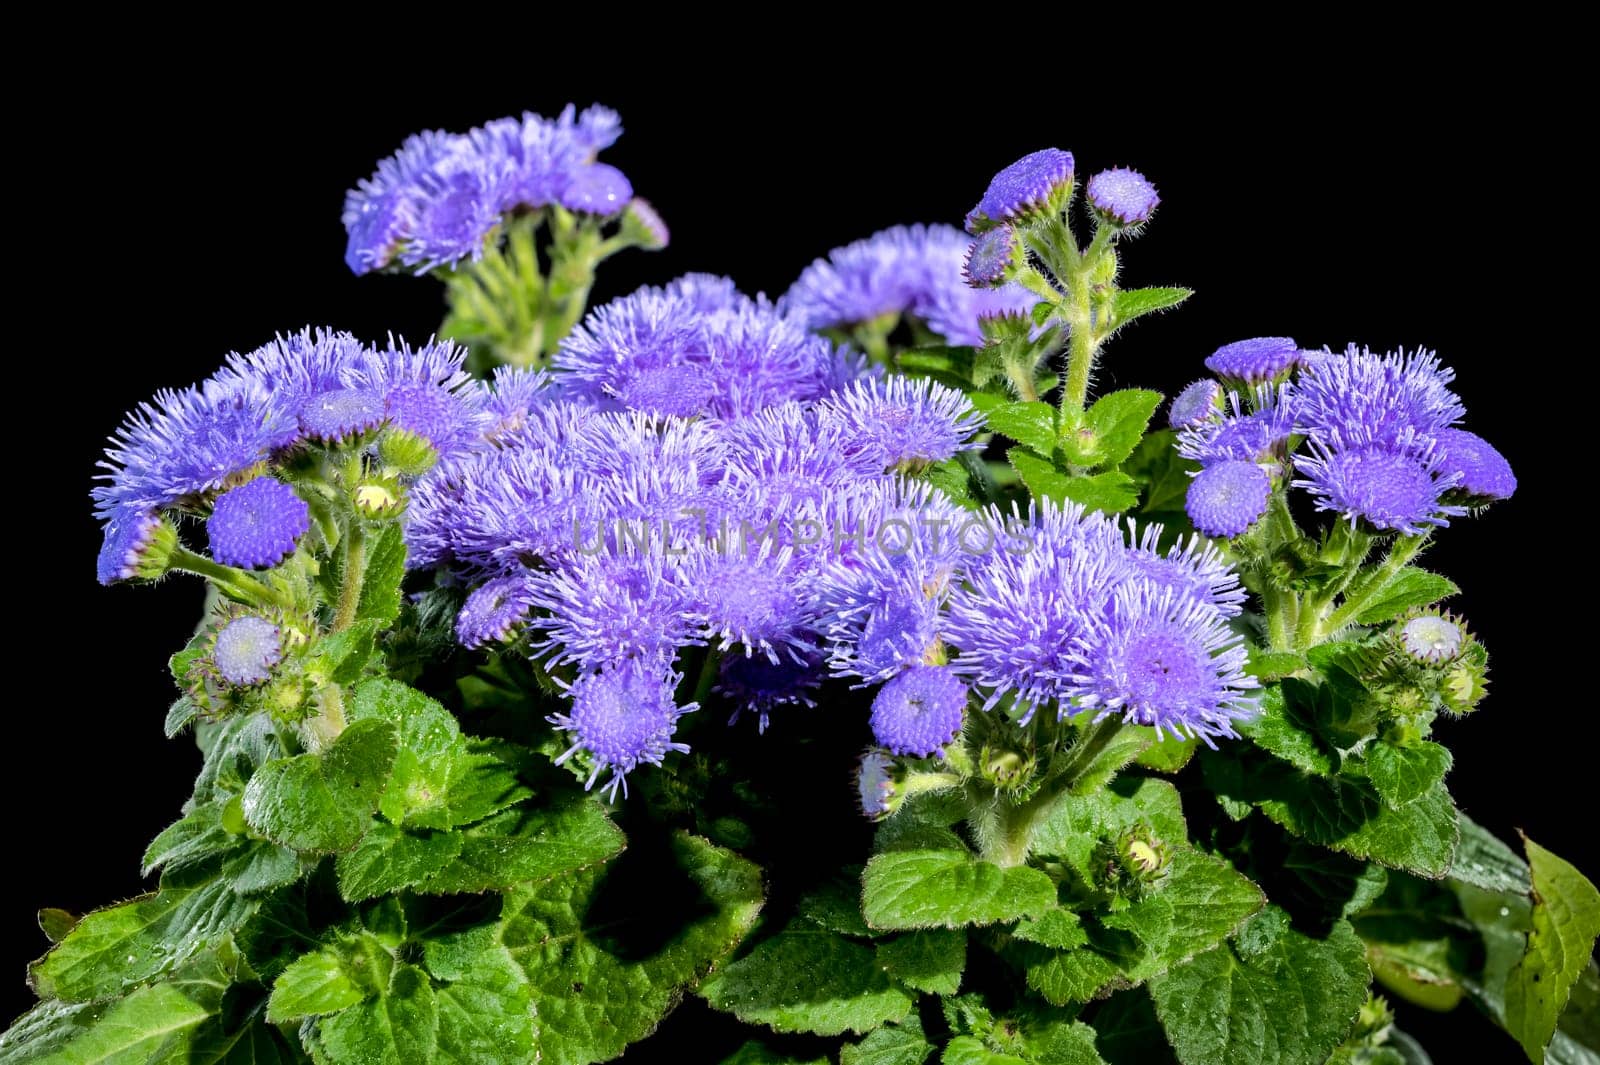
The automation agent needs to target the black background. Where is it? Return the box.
[14,53,1591,1060]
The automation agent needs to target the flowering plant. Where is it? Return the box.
[5,107,1594,1065]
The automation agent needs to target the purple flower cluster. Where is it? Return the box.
[780,224,1036,346]
[343,104,644,274]
[1175,342,1514,538]
[93,328,483,584]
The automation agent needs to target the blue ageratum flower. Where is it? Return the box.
[1067,581,1257,744]
[213,615,284,687]
[1185,460,1272,538]
[550,658,693,801]
[1169,379,1221,428]
[965,149,1075,232]
[715,643,825,733]
[455,573,536,649]
[720,403,867,524]
[1204,337,1303,385]
[676,542,818,664]
[943,501,1128,721]
[963,226,1019,286]
[94,376,297,516]
[781,224,1034,346]
[1399,613,1465,664]
[1293,436,1467,534]
[1296,345,1465,447]
[869,665,968,757]
[347,337,484,457]
[482,366,561,443]
[220,329,364,417]
[96,507,167,586]
[817,375,984,471]
[1432,428,1516,501]
[344,105,638,275]
[298,388,387,445]
[1177,386,1296,466]
[522,547,693,670]
[1123,525,1248,617]
[1086,167,1160,226]
[207,477,311,569]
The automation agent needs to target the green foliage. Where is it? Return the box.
[1350,568,1458,625]
[862,819,1056,930]
[1505,838,1600,1062]
[241,718,397,853]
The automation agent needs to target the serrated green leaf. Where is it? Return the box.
[1149,908,1369,1065]
[1238,683,1338,776]
[1014,909,1089,950]
[877,929,966,995]
[241,718,397,854]
[348,679,466,831]
[421,926,535,1065]
[1134,730,1199,774]
[222,841,304,896]
[797,868,879,939]
[266,949,368,1022]
[700,927,915,1035]
[1351,567,1459,625]
[1089,990,1176,1065]
[985,402,1058,454]
[1009,448,1073,503]
[1025,848,1263,1004]
[185,1009,298,1064]
[29,875,256,1003]
[1203,750,1460,878]
[306,963,437,1065]
[355,523,408,626]
[1018,1016,1108,1064]
[1059,472,1141,514]
[842,1018,935,1065]
[142,799,239,878]
[944,1036,1027,1064]
[1244,649,1308,683]
[1366,741,1452,808]
[925,452,993,511]
[1111,287,1192,330]
[1448,814,1529,895]
[441,748,535,827]
[1031,777,1188,891]
[1082,389,1163,468]
[164,696,200,739]
[319,621,379,685]
[335,823,466,902]
[1280,845,1389,922]
[1506,838,1600,1062]
[415,795,624,895]
[38,909,79,945]
[502,832,763,1065]
[862,833,1056,930]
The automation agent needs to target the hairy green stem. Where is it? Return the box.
[981,719,1126,867]
[169,547,289,608]
[332,521,367,631]
[1319,534,1427,637]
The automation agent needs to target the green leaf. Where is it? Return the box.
[985,401,1059,454]
[1448,814,1530,895]
[1031,777,1188,891]
[355,523,408,625]
[1135,730,1199,774]
[944,1036,1027,1065]
[29,875,256,1003]
[1009,448,1073,503]
[897,345,978,391]
[501,832,764,1065]
[877,929,966,995]
[700,926,915,1035]
[441,747,535,827]
[222,841,304,896]
[1238,684,1338,776]
[1124,430,1199,518]
[415,795,624,895]
[842,1018,936,1065]
[142,799,239,877]
[306,963,438,1065]
[1082,389,1163,468]
[38,909,79,945]
[241,717,397,853]
[1279,845,1389,923]
[797,869,879,939]
[1506,837,1600,1062]
[1366,741,1452,808]
[1058,472,1141,515]
[185,1008,298,1064]
[861,827,1056,930]
[335,823,467,901]
[1014,909,1089,950]
[164,696,200,739]
[1110,287,1192,330]
[1203,751,1460,878]
[266,948,368,1022]
[319,620,380,685]
[421,925,535,1065]
[1025,848,1264,1003]
[348,679,467,831]
[1350,567,1459,625]
[1149,908,1369,1065]
[925,452,995,511]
